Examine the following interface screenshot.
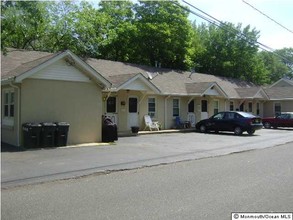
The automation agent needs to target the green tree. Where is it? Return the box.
[275,48,293,79]
[193,22,269,84]
[133,1,193,69]
[43,1,79,53]
[97,1,137,62]
[1,1,49,51]
[258,51,291,83]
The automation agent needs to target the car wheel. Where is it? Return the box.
[199,125,207,133]
[234,126,243,135]
[264,122,271,129]
[247,129,255,135]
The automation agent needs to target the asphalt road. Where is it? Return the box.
[2,129,293,188]
[2,141,293,220]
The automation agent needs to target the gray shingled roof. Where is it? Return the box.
[265,87,293,100]
[1,48,56,79]
[85,58,257,97]
[108,73,138,88]
[3,49,292,100]
[235,87,263,98]
[185,82,214,94]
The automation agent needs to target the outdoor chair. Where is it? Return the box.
[175,116,191,129]
[144,115,160,131]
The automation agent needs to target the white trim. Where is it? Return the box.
[202,83,228,98]
[213,99,219,114]
[269,98,293,101]
[172,98,180,117]
[147,96,157,118]
[2,88,15,126]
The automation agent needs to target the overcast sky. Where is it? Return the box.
[182,0,293,49]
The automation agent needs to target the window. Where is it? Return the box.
[213,100,219,114]
[3,90,14,118]
[274,103,281,116]
[2,89,15,126]
[148,97,156,118]
[225,112,235,119]
[248,102,253,113]
[106,97,116,113]
[212,112,224,120]
[201,100,207,112]
[129,97,138,113]
[188,100,194,113]
[229,101,234,111]
[173,99,179,117]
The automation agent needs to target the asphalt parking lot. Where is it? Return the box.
[2,128,293,188]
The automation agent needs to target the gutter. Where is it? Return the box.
[9,79,21,147]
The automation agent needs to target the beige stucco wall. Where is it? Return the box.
[104,93,232,131]
[1,85,20,146]
[263,100,293,117]
[21,79,103,145]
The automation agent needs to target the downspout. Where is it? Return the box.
[164,96,171,129]
[9,80,21,147]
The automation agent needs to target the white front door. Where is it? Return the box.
[128,97,139,128]
[187,113,196,127]
[201,100,208,120]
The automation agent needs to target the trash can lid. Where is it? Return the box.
[22,123,42,127]
[30,123,42,127]
[55,122,70,126]
[41,122,57,126]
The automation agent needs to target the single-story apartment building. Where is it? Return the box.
[1,48,293,146]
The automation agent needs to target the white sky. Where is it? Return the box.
[182,0,293,49]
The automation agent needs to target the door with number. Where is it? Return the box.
[128,97,139,129]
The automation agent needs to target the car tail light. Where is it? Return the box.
[249,118,261,124]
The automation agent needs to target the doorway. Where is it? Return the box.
[128,97,139,128]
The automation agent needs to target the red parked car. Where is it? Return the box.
[262,112,293,129]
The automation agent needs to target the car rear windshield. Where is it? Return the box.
[237,112,256,118]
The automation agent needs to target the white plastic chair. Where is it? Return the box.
[144,115,160,131]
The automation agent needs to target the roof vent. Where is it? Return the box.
[146,72,153,80]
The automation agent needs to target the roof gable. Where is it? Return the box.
[109,73,160,94]
[269,78,293,88]
[1,49,111,88]
[235,87,269,99]
[265,87,293,100]
[185,82,228,97]
[29,59,91,83]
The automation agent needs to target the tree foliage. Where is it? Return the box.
[1,0,292,84]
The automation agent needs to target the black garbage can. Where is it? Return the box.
[41,122,57,147]
[22,123,42,148]
[55,122,70,147]
[102,116,118,142]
